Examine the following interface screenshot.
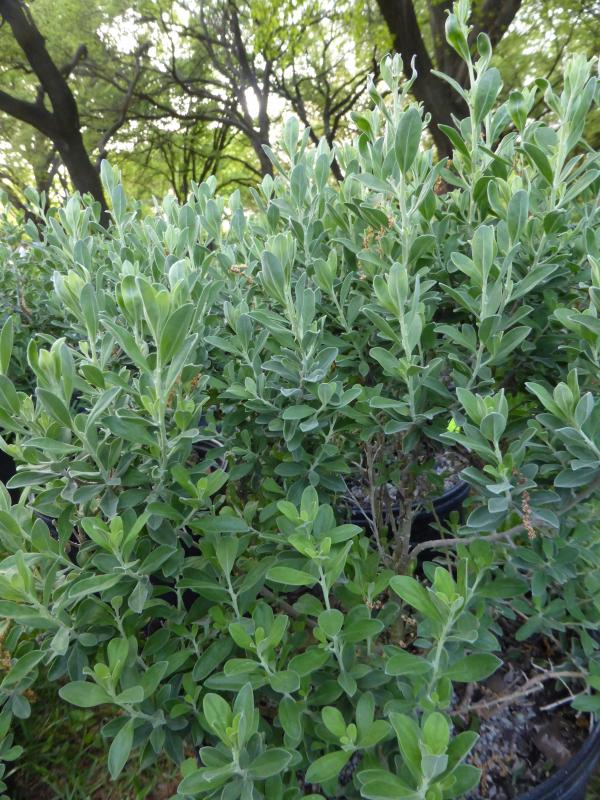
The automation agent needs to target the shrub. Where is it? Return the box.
[0,2,599,798]
[0,195,62,393]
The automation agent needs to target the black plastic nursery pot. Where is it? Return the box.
[0,449,18,500]
[410,480,471,542]
[517,719,600,800]
[349,479,471,546]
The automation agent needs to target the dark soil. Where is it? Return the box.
[459,630,590,799]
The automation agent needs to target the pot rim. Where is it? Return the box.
[516,714,600,799]
[346,478,471,521]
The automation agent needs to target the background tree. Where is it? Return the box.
[0,0,150,211]
[126,0,383,180]
[116,118,258,201]
[375,0,600,157]
[0,0,597,201]
[0,0,107,212]
[374,0,522,156]
[493,0,600,147]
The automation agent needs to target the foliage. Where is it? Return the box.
[0,194,68,392]
[0,2,599,797]
[494,0,600,148]
[7,679,180,799]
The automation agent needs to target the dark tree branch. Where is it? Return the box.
[0,0,80,130]
[0,88,56,135]
[96,43,149,166]
[0,0,107,217]
[36,43,88,107]
[0,169,28,210]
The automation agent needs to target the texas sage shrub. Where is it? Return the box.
[0,1,599,798]
[0,193,70,394]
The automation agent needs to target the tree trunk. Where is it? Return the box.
[376,0,522,159]
[0,0,108,220]
[56,132,110,222]
[410,75,466,159]
[376,0,466,158]
[254,138,274,177]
